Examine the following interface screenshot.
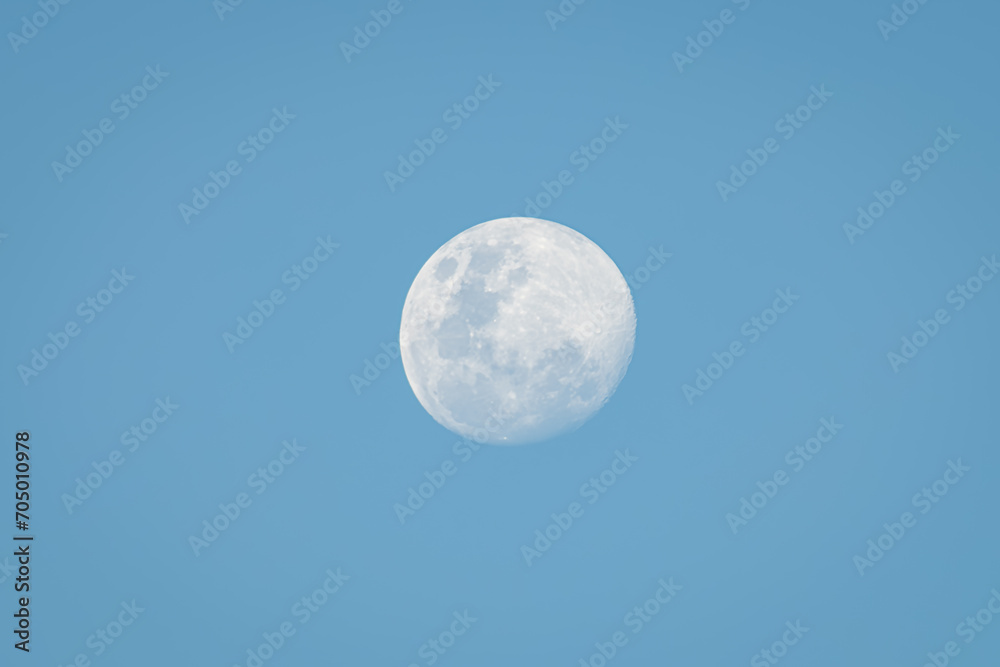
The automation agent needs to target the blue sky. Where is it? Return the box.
[1,0,998,665]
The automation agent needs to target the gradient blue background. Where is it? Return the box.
[1,0,998,665]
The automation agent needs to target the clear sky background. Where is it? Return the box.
[1,0,998,665]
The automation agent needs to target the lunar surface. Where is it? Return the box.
[399,217,636,445]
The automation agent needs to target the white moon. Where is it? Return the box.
[399,217,636,445]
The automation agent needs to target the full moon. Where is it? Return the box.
[399,217,636,445]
